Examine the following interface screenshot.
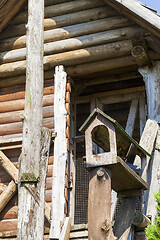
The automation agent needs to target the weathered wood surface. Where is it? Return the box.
[0,181,16,213]
[133,211,150,229]
[0,39,133,78]
[59,217,71,240]
[0,16,133,51]
[12,0,103,25]
[104,0,160,38]
[125,99,138,136]
[113,119,158,239]
[17,0,47,239]
[0,0,27,33]
[0,26,145,64]
[50,66,67,239]
[0,6,117,40]
[88,168,115,239]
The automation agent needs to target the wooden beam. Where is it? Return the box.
[59,217,71,240]
[50,66,67,239]
[104,0,160,39]
[0,180,17,213]
[125,99,138,137]
[0,148,52,220]
[0,0,27,33]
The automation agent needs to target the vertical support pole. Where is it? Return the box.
[17,0,46,239]
[50,65,67,239]
[88,167,115,239]
[139,61,160,218]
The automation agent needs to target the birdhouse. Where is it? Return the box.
[79,108,149,194]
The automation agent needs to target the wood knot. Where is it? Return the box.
[101,219,110,233]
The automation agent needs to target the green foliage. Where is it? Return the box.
[145,190,160,239]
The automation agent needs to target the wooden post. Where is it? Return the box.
[139,61,160,219]
[88,167,115,239]
[17,0,46,239]
[50,65,67,239]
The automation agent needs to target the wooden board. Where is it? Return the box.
[110,157,148,193]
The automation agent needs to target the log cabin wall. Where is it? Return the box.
[0,0,160,236]
[0,78,71,234]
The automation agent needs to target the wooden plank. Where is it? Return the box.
[70,230,88,239]
[104,0,160,38]
[125,99,138,137]
[88,168,115,239]
[0,181,17,213]
[59,217,71,240]
[50,66,67,239]
[70,224,88,231]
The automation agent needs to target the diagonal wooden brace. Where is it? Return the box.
[0,150,51,223]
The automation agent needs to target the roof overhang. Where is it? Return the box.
[103,0,160,39]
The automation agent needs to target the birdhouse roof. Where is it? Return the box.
[79,108,150,157]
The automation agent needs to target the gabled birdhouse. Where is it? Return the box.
[79,108,149,194]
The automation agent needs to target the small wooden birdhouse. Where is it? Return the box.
[80,108,150,167]
[79,108,149,194]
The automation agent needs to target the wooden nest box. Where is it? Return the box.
[79,108,149,195]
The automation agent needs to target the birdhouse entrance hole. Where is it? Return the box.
[91,125,110,154]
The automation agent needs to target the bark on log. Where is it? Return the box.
[0,7,117,40]
[0,26,145,64]
[0,16,133,52]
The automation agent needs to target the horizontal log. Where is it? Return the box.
[44,0,72,7]
[0,117,54,136]
[67,51,160,77]
[0,86,53,102]
[0,94,54,113]
[0,26,145,64]
[0,181,17,213]
[47,165,53,178]
[0,219,17,232]
[0,40,133,78]
[45,189,52,203]
[0,16,133,51]
[0,7,117,40]
[0,219,50,232]
[12,0,103,25]
[0,106,54,124]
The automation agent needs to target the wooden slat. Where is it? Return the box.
[50,66,67,238]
